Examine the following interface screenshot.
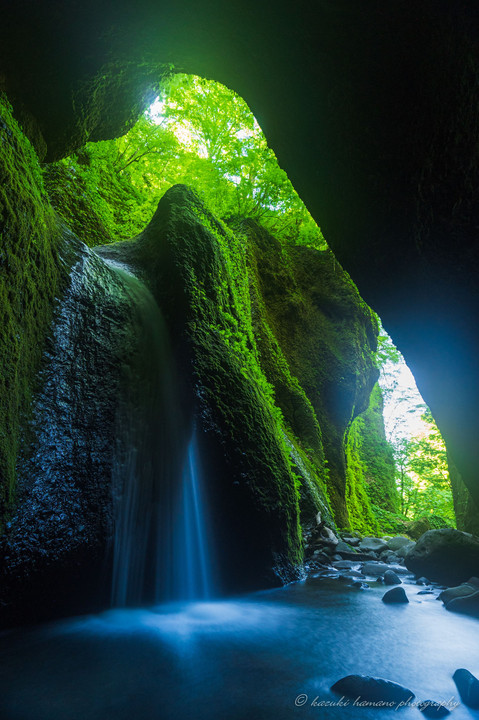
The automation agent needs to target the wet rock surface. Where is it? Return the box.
[440,578,479,619]
[418,700,451,717]
[382,587,409,604]
[0,241,176,626]
[405,529,479,586]
[331,674,414,703]
[453,668,479,709]
[384,570,401,585]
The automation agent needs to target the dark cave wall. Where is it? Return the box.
[1,1,479,520]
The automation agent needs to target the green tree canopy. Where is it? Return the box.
[44,73,326,249]
[376,324,455,525]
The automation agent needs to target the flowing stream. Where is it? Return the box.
[0,576,478,720]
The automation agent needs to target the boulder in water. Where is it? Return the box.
[440,578,479,618]
[453,668,479,709]
[362,561,390,576]
[331,674,414,704]
[383,570,401,585]
[395,541,416,559]
[404,529,479,585]
[418,700,451,717]
[359,537,388,553]
[382,587,408,603]
[387,536,413,552]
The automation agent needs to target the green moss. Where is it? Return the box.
[349,384,398,509]
[0,95,64,529]
[344,384,399,533]
[243,222,379,528]
[134,188,304,568]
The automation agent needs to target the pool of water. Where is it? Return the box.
[0,576,477,720]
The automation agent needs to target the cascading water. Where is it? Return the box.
[173,432,214,600]
[106,260,215,607]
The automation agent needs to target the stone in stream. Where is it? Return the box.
[381,550,401,564]
[336,540,356,553]
[320,526,339,547]
[362,561,390,576]
[440,577,479,601]
[404,529,479,586]
[331,675,414,704]
[332,560,360,569]
[359,537,389,553]
[418,700,451,717]
[342,536,360,547]
[351,580,370,589]
[382,587,408,604]
[387,536,413,552]
[452,668,479,709]
[446,590,479,618]
[395,541,416,559]
[383,570,401,585]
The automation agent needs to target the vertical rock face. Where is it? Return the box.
[345,384,398,532]
[0,241,179,624]
[0,95,64,528]
[449,456,479,535]
[244,221,380,528]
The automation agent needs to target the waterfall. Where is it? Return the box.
[107,261,215,607]
[108,261,182,607]
[173,432,214,601]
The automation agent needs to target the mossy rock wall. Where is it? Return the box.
[244,222,379,528]
[0,95,65,530]
[62,179,385,548]
[345,383,398,533]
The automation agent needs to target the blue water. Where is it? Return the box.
[1,576,478,720]
[173,434,215,600]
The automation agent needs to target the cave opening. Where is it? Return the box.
[2,4,479,715]
[43,70,457,538]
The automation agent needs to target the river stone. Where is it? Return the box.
[336,540,356,553]
[395,541,416,559]
[342,536,361,547]
[331,675,414,703]
[362,561,390,576]
[332,560,360,569]
[387,536,413,552]
[339,570,366,578]
[359,537,388,553]
[383,570,401,585]
[453,669,479,709]
[445,590,479,618]
[320,526,339,546]
[404,529,479,586]
[382,587,408,603]
[439,576,479,604]
[418,700,451,717]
